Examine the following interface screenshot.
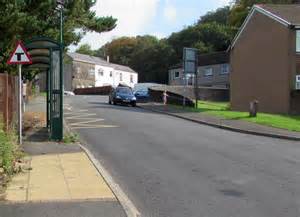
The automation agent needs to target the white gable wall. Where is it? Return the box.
[95,65,115,87]
[94,64,138,88]
[114,69,138,88]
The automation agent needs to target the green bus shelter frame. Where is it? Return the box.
[24,37,64,141]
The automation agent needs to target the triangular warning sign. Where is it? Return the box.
[7,41,32,65]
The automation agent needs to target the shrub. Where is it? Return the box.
[0,124,17,175]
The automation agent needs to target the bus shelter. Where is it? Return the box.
[24,37,63,141]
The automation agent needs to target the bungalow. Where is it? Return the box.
[230,4,300,114]
[64,53,138,91]
[169,52,230,88]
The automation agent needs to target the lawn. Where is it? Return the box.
[183,101,300,132]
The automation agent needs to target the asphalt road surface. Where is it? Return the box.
[65,95,300,217]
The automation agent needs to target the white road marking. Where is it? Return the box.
[71,125,118,129]
[69,119,105,126]
[65,113,97,119]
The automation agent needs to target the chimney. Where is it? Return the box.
[107,56,110,63]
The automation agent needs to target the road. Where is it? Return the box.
[65,95,300,217]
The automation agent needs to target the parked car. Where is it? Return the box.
[109,87,137,107]
[64,91,75,96]
[133,88,150,102]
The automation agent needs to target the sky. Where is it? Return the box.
[70,0,231,51]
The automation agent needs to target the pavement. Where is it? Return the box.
[139,102,300,141]
[0,96,126,217]
[65,95,300,217]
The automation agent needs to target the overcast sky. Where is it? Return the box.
[70,0,231,51]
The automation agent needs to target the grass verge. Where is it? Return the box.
[63,132,79,144]
[0,124,24,196]
[178,101,300,132]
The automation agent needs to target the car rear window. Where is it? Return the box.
[117,88,132,94]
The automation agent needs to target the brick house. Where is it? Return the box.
[169,52,230,88]
[230,4,300,114]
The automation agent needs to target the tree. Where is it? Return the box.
[0,0,117,77]
[167,22,235,59]
[76,44,95,56]
[198,6,231,25]
[97,37,138,65]
[96,35,176,84]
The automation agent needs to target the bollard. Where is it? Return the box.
[249,100,259,117]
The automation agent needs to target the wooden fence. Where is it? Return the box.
[0,74,18,131]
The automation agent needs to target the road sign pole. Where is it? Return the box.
[18,64,22,145]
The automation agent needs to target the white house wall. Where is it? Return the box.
[94,65,138,88]
[95,65,115,87]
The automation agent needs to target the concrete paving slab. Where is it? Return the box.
[5,152,115,202]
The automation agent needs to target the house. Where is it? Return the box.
[168,52,230,88]
[64,53,138,91]
[230,4,300,114]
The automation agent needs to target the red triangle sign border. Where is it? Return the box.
[7,41,32,65]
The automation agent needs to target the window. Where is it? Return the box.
[297,30,300,53]
[98,68,104,76]
[220,64,229,75]
[204,68,213,76]
[130,74,134,83]
[174,71,180,78]
[88,68,95,76]
[120,73,123,81]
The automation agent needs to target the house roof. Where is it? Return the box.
[259,4,300,26]
[169,51,229,70]
[67,52,137,74]
[230,4,300,49]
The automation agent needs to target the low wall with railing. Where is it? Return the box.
[74,86,113,95]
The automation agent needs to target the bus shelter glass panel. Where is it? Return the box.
[51,50,62,140]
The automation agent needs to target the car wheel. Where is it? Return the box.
[131,102,136,107]
[113,101,117,105]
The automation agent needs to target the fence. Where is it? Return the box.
[0,74,18,131]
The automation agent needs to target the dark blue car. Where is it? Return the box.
[109,87,137,107]
[133,89,150,102]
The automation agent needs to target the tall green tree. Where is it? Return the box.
[76,44,95,56]
[97,35,176,84]
[0,0,117,75]
[98,37,138,65]
[168,22,234,59]
[198,6,231,25]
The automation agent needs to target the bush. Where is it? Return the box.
[0,124,17,175]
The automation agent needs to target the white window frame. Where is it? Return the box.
[220,64,229,75]
[88,68,95,76]
[204,68,213,77]
[296,30,300,53]
[130,74,133,83]
[98,68,104,76]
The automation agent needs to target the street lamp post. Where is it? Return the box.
[57,0,64,140]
